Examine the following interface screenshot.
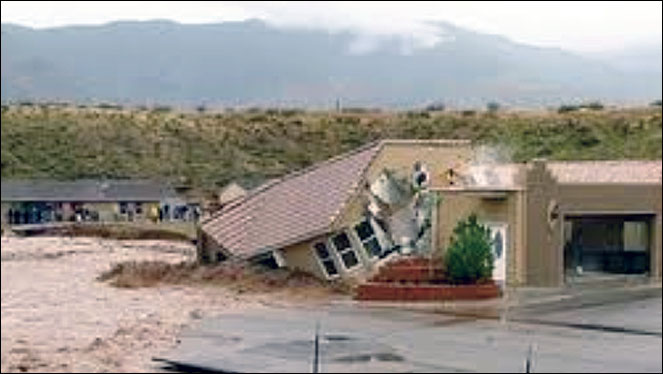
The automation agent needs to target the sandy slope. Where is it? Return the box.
[0,237,283,373]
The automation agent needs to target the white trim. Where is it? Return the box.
[311,241,341,280]
[329,230,362,271]
[352,218,383,261]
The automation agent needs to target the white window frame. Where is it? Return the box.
[330,231,362,271]
[353,218,383,259]
[311,241,340,279]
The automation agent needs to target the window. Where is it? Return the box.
[331,232,360,269]
[119,202,128,214]
[313,242,339,277]
[354,219,382,258]
[135,202,143,214]
[624,221,648,252]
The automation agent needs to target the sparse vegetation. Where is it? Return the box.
[1,105,661,193]
[558,104,579,113]
[425,102,446,112]
[582,101,604,111]
[152,105,172,113]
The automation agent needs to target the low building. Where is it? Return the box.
[1,179,199,225]
[218,182,248,207]
[198,140,662,287]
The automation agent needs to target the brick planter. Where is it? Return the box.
[370,256,446,284]
[355,282,500,301]
[372,266,446,284]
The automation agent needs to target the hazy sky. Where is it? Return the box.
[2,1,661,53]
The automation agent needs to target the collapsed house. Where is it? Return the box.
[198,140,662,287]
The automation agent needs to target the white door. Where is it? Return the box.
[485,223,508,283]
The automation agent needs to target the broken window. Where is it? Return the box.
[331,232,360,269]
[354,219,382,258]
[313,242,339,277]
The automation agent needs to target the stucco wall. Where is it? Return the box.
[524,160,562,286]
[365,141,474,188]
[524,161,662,286]
[281,230,378,283]
[435,190,526,286]
[280,236,329,280]
[82,202,119,221]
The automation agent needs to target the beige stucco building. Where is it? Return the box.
[199,140,662,287]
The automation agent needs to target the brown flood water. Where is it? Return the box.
[1,236,273,373]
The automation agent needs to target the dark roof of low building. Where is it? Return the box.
[1,179,178,202]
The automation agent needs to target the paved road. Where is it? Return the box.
[158,297,662,373]
[513,296,662,336]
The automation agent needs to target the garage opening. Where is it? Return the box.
[564,214,652,276]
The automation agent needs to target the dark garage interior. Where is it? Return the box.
[564,214,652,275]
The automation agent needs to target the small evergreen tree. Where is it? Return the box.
[444,214,494,284]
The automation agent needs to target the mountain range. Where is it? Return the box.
[1,19,661,108]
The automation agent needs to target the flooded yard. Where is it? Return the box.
[0,236,277,372]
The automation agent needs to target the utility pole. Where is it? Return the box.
[312,321,320,373]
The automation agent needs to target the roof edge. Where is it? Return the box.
[201,140,384,225]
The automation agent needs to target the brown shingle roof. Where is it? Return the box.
[201,142,382,258]
[548,160,662,184]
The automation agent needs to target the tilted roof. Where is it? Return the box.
[1,179,177,202]
[201,142,382,258]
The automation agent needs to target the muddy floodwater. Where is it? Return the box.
[0,236,275,373]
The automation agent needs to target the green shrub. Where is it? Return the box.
[444,214,494,284]
[581,101,604,111]
[152,105,172,113]
[558,104,579,113]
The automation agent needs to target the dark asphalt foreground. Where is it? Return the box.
[155,294,662,373]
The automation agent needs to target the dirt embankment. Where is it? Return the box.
[1,237,346,373]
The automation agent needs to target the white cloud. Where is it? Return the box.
[2,1,661,53]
